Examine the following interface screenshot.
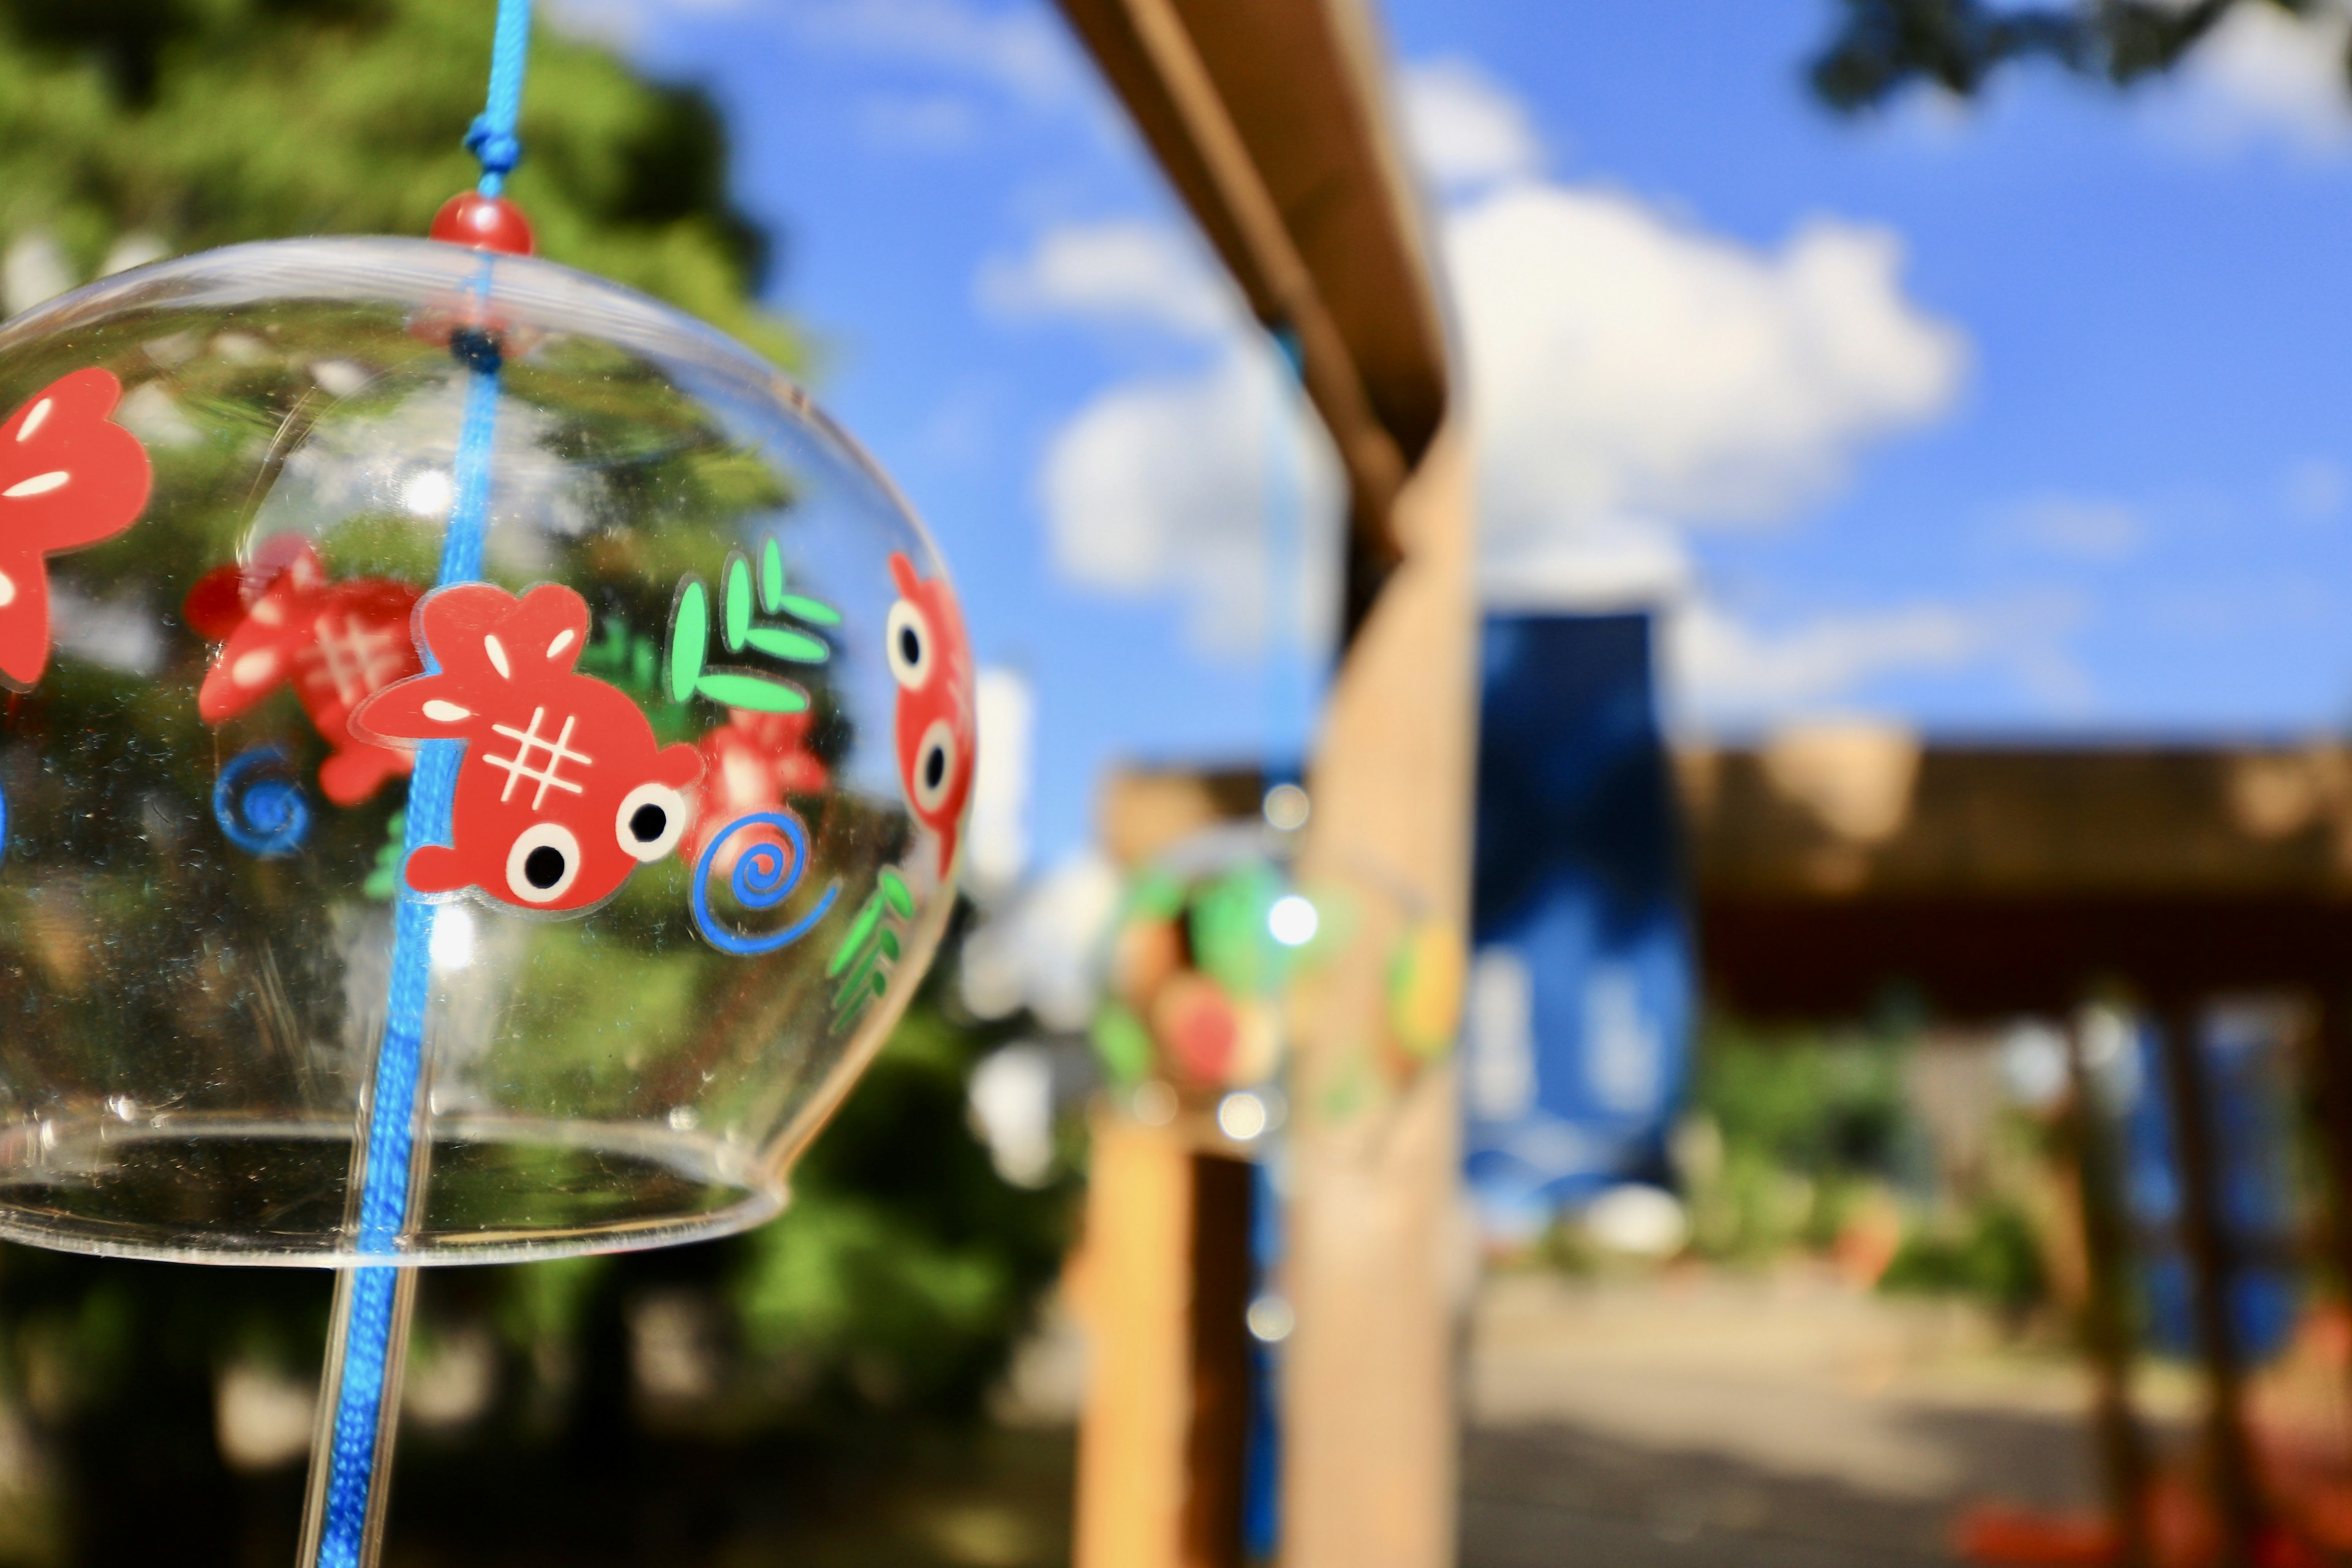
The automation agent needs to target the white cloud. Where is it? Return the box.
[1665,590,2091,723]
[1015,56,1979,722]
[1399,57,1544,190]
[1667,600,1980,720]
[1040,341,1344,655]
[1994,493,2144,560]
[969,666,1036,900]
[2156,1,2352,154]
[1449,184,1967,598]
[978,219,1239,339]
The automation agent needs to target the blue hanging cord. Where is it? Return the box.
[463,0,533,197]
[1262,322,1312,788]
[308,7,530,1567]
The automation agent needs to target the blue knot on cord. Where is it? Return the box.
[464,114,521,176]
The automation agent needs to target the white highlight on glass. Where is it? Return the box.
[1245,1295,1295,1344]
[402,468,453,517]
[1267,893,1318,948]
[1217,1090,1268,1143]
[429,907,476,971]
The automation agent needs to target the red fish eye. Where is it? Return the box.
[913,719,956,814]
[886,599,933,690]
[615,782,688,864]
[504,821,581,905]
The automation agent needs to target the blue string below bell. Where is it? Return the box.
[306,4,535,1567]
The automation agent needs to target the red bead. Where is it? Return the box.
[429,192,534,256]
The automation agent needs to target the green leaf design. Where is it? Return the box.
[744,625,829,663]
[693,670,809,713]
[760,536,786,614]
[778,593,842,627]
[834,947,883,1015]
[829,893,883,976]
[723,555,753,651]
[669,578,709,703]
[880,867,913,917]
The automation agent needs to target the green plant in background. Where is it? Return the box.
[1681,1015,1919,1264]
[1678,1012,2057,1325]
[0,0,795,364]
[1879,1199,2049,1321]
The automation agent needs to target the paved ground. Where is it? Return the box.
[992,1264,2234,1567]
[1458,1269,2126,1568]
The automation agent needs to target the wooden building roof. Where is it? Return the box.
[1684,736,2352,1020]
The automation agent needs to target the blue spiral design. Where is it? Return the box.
[690,810,839,956]
[214,745,311,858]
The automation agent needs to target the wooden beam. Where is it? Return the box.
[1050,0,1446,573]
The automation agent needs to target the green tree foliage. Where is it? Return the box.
[1682,1018,1917,1261]
[1809,0,2313,113]
[0,0,794,365]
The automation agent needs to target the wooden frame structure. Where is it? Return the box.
[1049,3,1466,1566]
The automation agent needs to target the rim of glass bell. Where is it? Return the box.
[0,234,929,535]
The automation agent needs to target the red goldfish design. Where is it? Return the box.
[352,582,703,913]
[687,706,830,875]
[186,537,422,805]
[885,551,973,878]
[0,368,153,690]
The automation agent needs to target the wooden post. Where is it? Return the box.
[2062,1017,2152,1568]
[1072,1118,1265,1568]
[1283,424,1474,1568]
[2152,1001,2265,1568]
[1073,1114,1199,1568]
[1182,1154,1254,1568]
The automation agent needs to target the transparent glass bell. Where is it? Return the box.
[0,237,971,1264]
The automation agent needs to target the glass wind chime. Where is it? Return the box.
[0,4,973,1565]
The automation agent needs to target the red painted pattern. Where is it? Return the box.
[0,369,152,690]
[187,537,422,805]
[885,551,974,878]
[687,706,830,875]
[353,582,703,913]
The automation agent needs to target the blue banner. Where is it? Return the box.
[1464,612,1694,1235]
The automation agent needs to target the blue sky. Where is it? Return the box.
[552,0,2352,871]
